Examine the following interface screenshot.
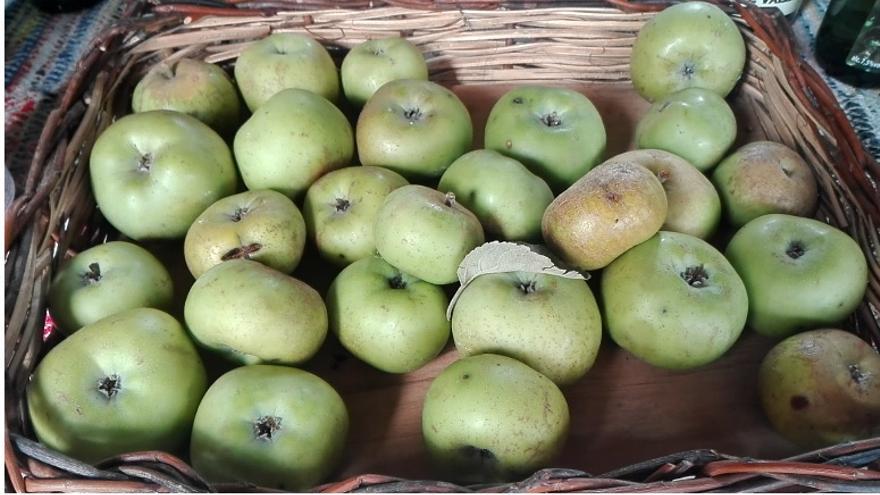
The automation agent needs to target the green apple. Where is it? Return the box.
[48,241,173,333]
[191,365,348,491]
[327,256,449,373]
[374,185,485,285]
[356,79,473,181]
[422,354,569,483]
[27,308,207,463]
[635,88,736,171]
[89,110,237,240]
[234,33,339,111]
[184,189,306,278]
[437,149,554,242]
[303,166,408,266]
[612,149,721,239]
[451,272,601,386]
[234,89,354,199]
[725,214,868,339]
[603,231,748,370]
[484,86,606,193]
[759,329,880,449]
[132,58,242,138]
[630,1,746,102]
[184,259,327,365]
[712,141,818,227]
[341,37,428,107]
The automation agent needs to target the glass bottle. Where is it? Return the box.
[815,0,880,87]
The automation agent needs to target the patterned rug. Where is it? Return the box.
[3,0,878,205]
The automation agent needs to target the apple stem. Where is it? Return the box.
[403,107,423,123]
[681,265,709,288]
[335,198,351,213]
[540,112,562,127]
[97,374,121,399]
[680,62,696,79]
[83,263,102,284]
[444,192,456,208]
[786,241,806,259]
[388,274,407,290]
[849,364,867,386]
[254,415,282,441]
[518,280,537,294]
[136,153,153,173]
[229,207,249,222]
[221,243,263,261]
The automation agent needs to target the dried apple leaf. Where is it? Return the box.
[446,241,588,320]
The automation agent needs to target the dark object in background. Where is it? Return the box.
[815,0,880,87]
[30,0,102,14]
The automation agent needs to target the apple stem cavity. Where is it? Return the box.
[83,262,102,284]
[254,415,282,441]
[540,112,562,127]
[221,243,263,261]
[136,153,153,173]
[444,192,457,208]
[681,265,709,288]
[229,207,249,222]
[97,374,121,399]
[335,198,351,213]
[786,241,806,259]
[388,274,407,290]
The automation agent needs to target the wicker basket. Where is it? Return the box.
[5,0,880,492]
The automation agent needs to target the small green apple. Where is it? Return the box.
[341,37,428,107]
[303,166,408,266]
[356,79,473,181]
[234,33,339,111]
[184,189,306,278]
[422,354,569,483]
[603,231,748,370]
[630,1,746,101]
[234,89,354,199]
[190,365,348,491]
[635,88,736,171]
[327,256,450,373]
[484,86,606,193]
[437,149,554,242]
[725,214,868,338]
[374,185,485,285]
[89,110,237,240]
[451,272,601,386]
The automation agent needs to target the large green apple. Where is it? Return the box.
[635,87,736,171]
[341,37,428,107]
[484,86,606,193]
[48,241,173,333]
[356,79,473,181]
[184,259,327,365]
[327,256,449,373]
[234,89,354,199]
[759,329,880,449]
[303,166,408,266]
[725,214,868,338]
[89,110,237,240]
[374,185,485,285]
[422,354,569,483]
[132,58,242,138]
[190,365,348,491]
[451,272,601,386]
[630,1,746,102]
[27,308,207,463]
[184,189,306,278]
[234,33,339,111]
[603,231,748,370]
[437,149,554,242]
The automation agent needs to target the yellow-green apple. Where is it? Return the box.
[484,86,606,193]
[422,354,569,483]
[183,189,306,278]
[374,185,485,285]
[89,110,237,240]
[356,79,473,181]
[190,365,348,491]
[327,256,449,373]
[759,329,880,449]
[603,231,748,369]
[303,166,408,266]
[451,272,601,386]
[437,149,554,242]
[234,89,354,199]
[234,33,339,111]
[635,88,736,171]
[132,58,242,138]
[725,214,868,338]
[27,308,207,463]
[184,259,327,365]
[630,1,746,101]
[48,241,173,333]
[712,141,818,227]
[341,37,428,107]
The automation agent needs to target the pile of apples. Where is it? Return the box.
[27,1,879,490]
